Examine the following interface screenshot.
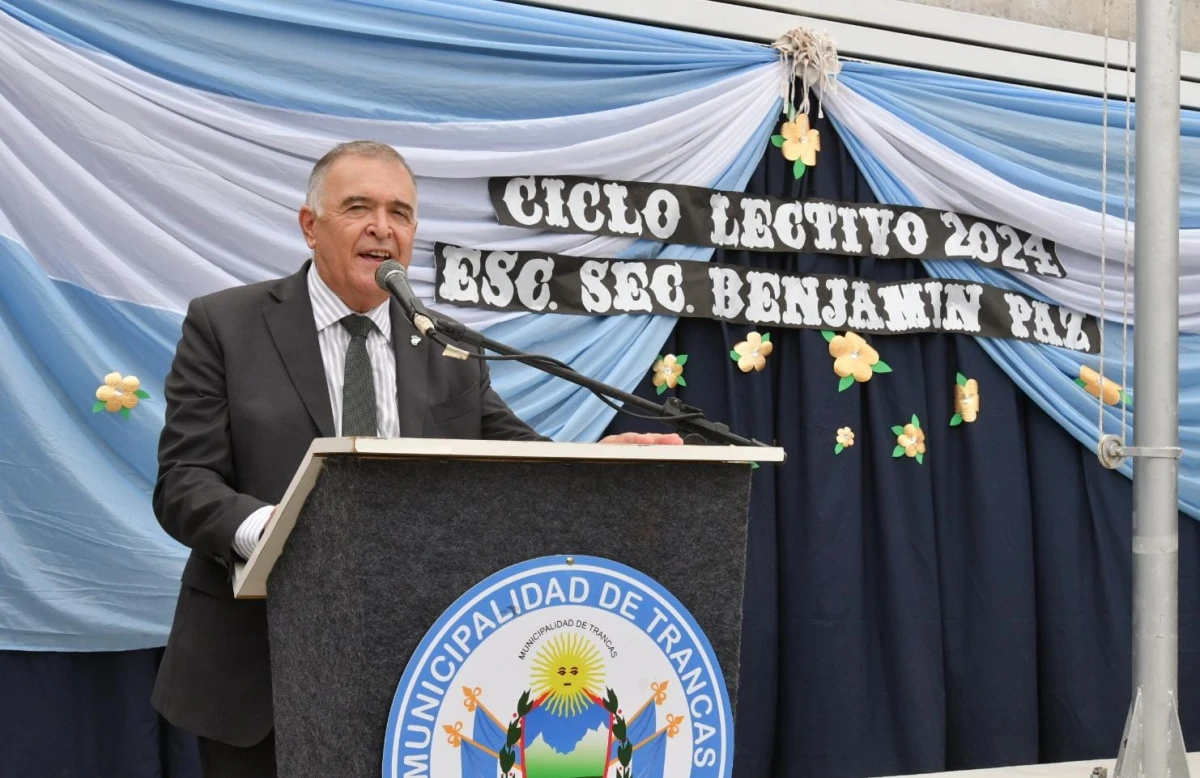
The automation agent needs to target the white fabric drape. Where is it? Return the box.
[824,83,1200,330]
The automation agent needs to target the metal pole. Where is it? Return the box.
[1113,0,1187,776]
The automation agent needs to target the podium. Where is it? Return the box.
[234,437,784,777]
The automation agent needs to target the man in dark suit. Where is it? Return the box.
[151,140,678,776]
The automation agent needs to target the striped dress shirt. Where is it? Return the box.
[233,263,401,559]
[306,263,401,440]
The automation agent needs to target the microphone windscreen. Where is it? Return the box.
[374,259,406,290]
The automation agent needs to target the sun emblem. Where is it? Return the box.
[529,633,605,717]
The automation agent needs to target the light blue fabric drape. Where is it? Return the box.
[0,0,773,121]
[0,0,776,650]
[485,107,779,441]
[839,61,1200,225]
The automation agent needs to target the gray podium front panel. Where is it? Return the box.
[265,455,751,777]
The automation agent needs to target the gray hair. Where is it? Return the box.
[304,140,416,214]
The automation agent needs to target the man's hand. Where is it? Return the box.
[598,431,684,445]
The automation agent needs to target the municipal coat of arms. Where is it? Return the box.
[384,556,733,778]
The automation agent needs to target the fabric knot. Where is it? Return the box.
[771,27,841,118]
[341,313,376,340]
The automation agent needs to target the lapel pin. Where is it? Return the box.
[410,334,422,347]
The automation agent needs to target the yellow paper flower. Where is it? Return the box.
[828,332,879,383]
[93,372,148,416]
[781,115,821,166]
[731,332,773,372]
[651,354,686,394]
[955,379,980,422]
[1078,365,1123,406]
[897,424,926,458]
[836,427,855,448]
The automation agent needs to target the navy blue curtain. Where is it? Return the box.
[0,648,198,777]
[603,111,1200,778]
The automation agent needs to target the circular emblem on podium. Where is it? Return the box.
[383,555,733,778]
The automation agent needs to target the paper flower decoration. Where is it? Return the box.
[93,372,150,418]
[1076,365,1129,406]
[892,415,926,464]
[730,331,773,372]
[822,331,892,391]
[771,114,821,179]
[950,373,979,425]
[834,426,854,455]
[651,354,687,395]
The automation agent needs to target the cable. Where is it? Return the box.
[427,333,707,428]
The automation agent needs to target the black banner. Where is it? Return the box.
[434,243,1098,353]
[488,175,1066,278]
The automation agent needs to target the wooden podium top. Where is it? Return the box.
[232,437,784,598]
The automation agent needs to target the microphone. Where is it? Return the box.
[374,260,435,336]
[372,260,769,447]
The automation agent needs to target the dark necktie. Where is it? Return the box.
[340,314,377,437]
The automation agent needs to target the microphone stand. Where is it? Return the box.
[421,316,770,448]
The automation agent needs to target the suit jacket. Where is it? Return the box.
[150,262,543,746]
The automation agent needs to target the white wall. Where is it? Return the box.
[901,0,1200,53]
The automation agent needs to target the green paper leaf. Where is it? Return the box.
[872,361,893,374]
[729,349,741,361]
[761,332,771,342]
[750,461,760,470]
[135,389,151,399]
[891,425,905,435]
[676,376,687,387]
[499,746,516,774]
[92,401,105,413]
[821,330,835,342]
[1074,377,1087,388]
[911,414,920,428]
[834,443,844,455]
[120,408,131,419]
[793,158,807,179]
[956,372,967,386]
[1122,391,1132,407]
[837,375,855,392]
[950,414,963,427]
[656,383,667,396]
[771,134,785,147]
[786,102,796,121]
[674,354,688,365]
[892,446,906,458]
[916,453,924,465]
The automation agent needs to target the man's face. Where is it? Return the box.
[299,154,418,312]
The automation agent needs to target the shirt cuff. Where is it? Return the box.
[232,505,274,560]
